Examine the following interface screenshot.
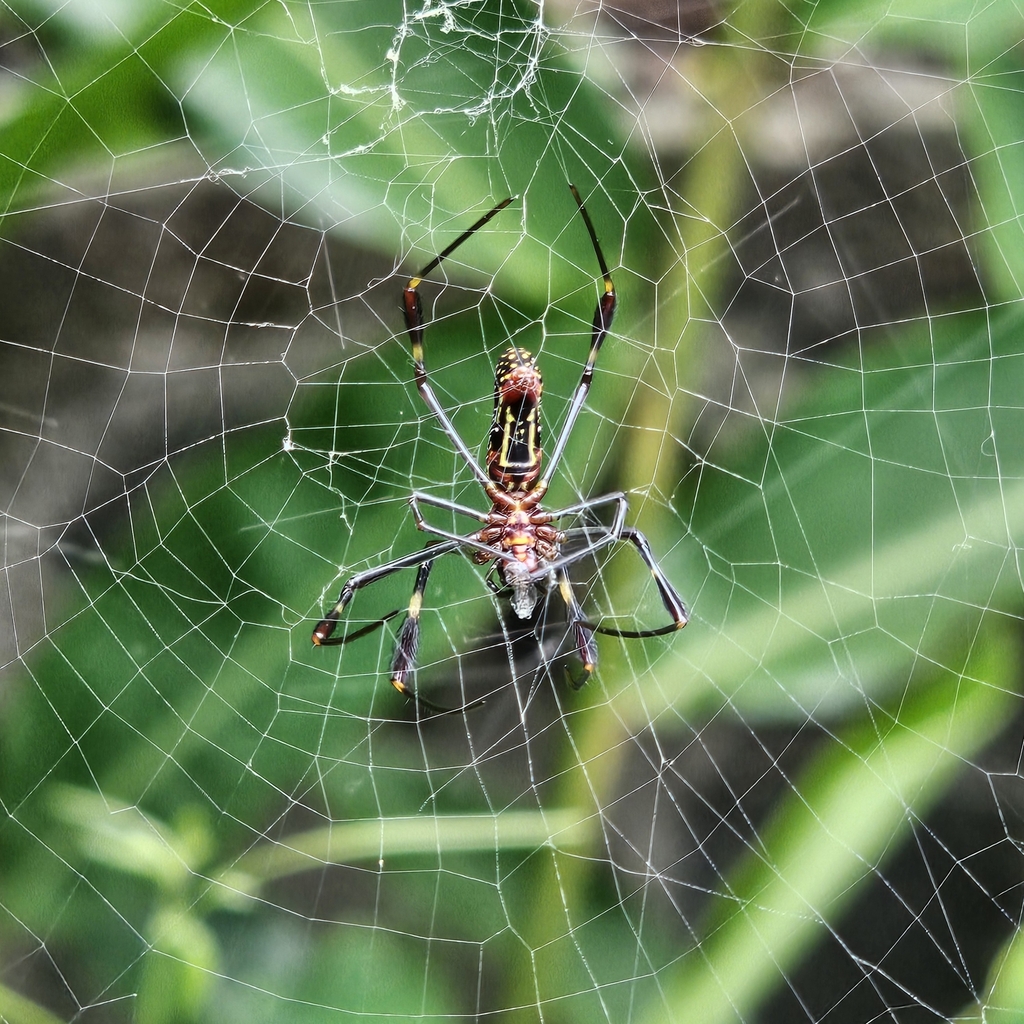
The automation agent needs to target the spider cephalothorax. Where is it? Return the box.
[312,186,687,714]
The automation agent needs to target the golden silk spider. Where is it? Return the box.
[313,185,687,714]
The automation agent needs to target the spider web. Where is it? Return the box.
[1,0,1023,1021]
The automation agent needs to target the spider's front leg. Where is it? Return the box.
[408,493,512,564]
[401,197,515,491]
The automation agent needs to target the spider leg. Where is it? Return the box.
[387,560,487,717]
[311,539,460,646]
[403,197,516,491]
[313,540,484,716]
[556,568,599,690]
[412,490,490,523]
[531,527,619,578]
[535,492,629,577]
[540,185,617,488]
[483,564,504,595]
[409,494,520,566]
[591,526,688,638]
[530,490,687,637]
[543,491,627,524]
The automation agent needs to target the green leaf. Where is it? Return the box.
[137,906,220,1024]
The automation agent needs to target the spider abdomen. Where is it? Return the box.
[487,347,543,490]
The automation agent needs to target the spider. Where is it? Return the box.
[312,185,688,714]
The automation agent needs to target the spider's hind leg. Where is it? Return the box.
[555,568,599,690]
[592,526,688,638]
[390,560,486,718]
[388,561,429,700]
[312,540,459,646]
